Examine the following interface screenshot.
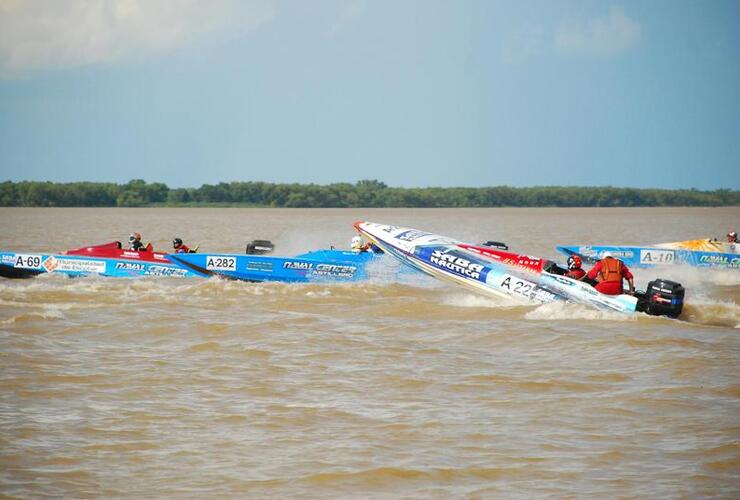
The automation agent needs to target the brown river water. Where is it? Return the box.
[1,207,739,497]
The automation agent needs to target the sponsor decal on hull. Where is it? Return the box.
[281,261,356,278]
[578,246,598,258]
[698,254,739,267]
[396,230,432,242]
[284,261,312,270]
[115,262,145,272]
[599,249,634,259]
[116,261,189,276]
[531,288,558,302]
[312,263,356,278]
[548,275,577,287]
[246,261,273,272]
[145,265,189,277]
[427,249,486,281]
[45,257,106,274]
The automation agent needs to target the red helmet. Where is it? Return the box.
[567,255,582,270]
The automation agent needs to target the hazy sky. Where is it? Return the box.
[1,0,738,189]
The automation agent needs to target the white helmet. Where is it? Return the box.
[601,251,613,259]
[351,235,363,249]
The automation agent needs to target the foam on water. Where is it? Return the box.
[681,297,740,329]
[636,263,740,288]
[1,307,66,325]
[441,292,524,309]
[2,270,737,329]
[524,301,635,322]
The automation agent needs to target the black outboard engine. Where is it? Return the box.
[636,279,685,318]
[246,240,274,255]
[480,241,509,250]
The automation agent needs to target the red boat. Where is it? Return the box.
[64,241,172,263]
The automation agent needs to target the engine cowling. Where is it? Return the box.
[637,278,685,318]
[246,240,274,255]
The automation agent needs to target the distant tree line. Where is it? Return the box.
[0,179,737,207]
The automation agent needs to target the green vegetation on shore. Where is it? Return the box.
[1,179,737,208]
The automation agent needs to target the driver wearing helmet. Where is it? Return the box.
[565,255,586,280]
[128,232,145,251]
[351,235,370,253]
[727,231,737,244]
[172,237,194,254]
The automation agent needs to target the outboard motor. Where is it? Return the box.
[246,240,274,255]
[480,241,509,251]
[637,278,685,318]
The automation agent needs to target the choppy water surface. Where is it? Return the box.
[1,207,739,498]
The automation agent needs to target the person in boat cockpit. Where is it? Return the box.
[727,231,737,244]
[351,235,383,254]
[128,232,145,251]
[581,251,634,296]
[565,255,586,280]
[351,235,370,252]
[172,238,195,253]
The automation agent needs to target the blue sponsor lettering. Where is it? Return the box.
[312,264,356,277]
[115,262,145,271]
[283,261,313,270]
[146,265,189,277]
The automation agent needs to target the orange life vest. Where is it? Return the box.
[597,257,622,283]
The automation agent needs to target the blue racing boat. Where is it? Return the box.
[166,248,377,282]
[0,242,203,279]
[557,238,739,269]
[0,239,381,282]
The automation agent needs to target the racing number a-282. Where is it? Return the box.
[206,256,236,271]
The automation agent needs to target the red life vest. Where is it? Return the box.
[597,257,622,283]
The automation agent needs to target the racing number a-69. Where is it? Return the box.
[15,254,43,268]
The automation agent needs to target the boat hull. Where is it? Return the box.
[354,221,640,314]
[557,244,739,269]
[166,249,376,282]
[0,251,200,278]
[1,246,378,282]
